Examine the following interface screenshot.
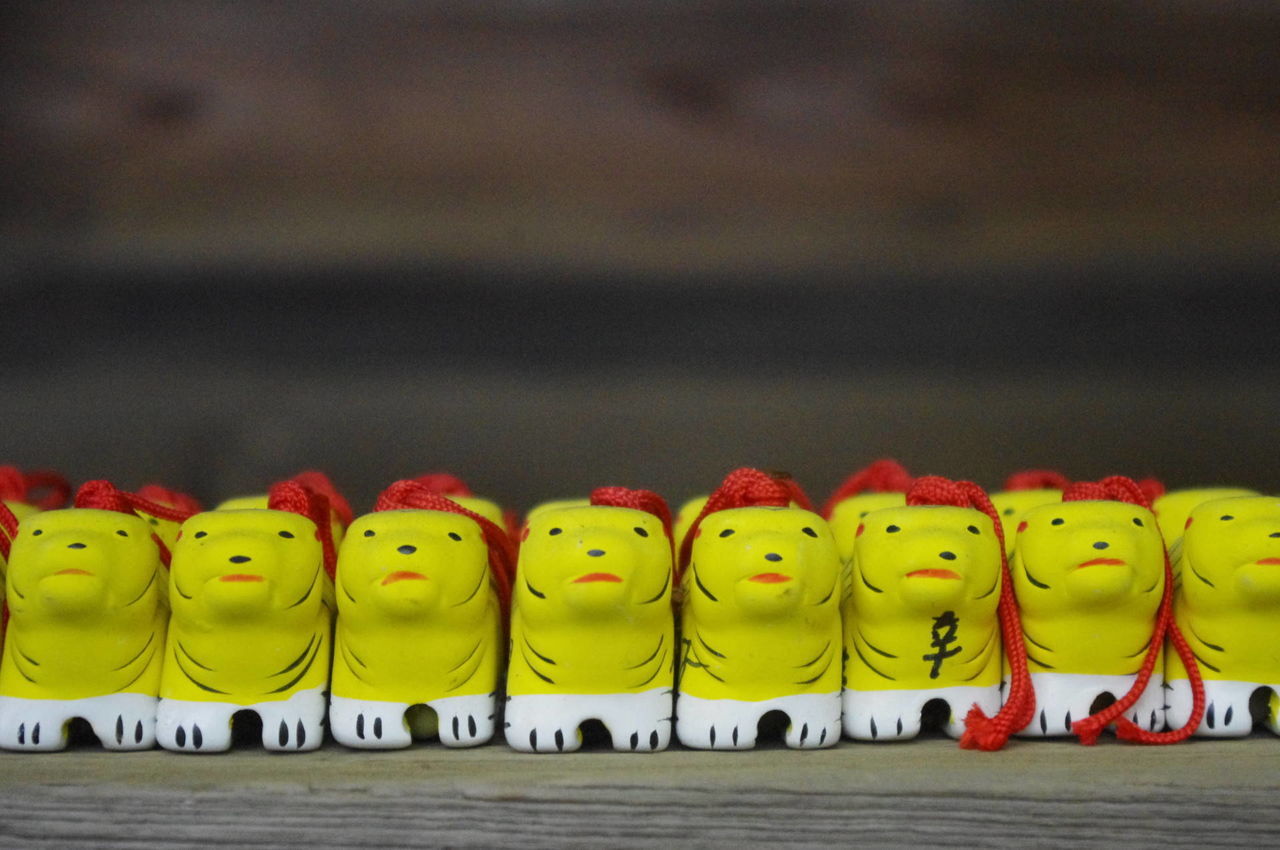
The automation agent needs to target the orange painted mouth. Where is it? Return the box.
[905,569,960,580]
[54,568,92,576]
[219,573,264,582]
[749,573,791,583]
[574,572,622,583]
[1256,558,1280,566]
[382,570,426,585]
[1078,558,1125,568]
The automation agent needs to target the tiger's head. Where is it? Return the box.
[1013,500,1163,608]
[7,508,163,617]
[853,505,1001,613]
[688,506,839,618]
[1153,487,1258,548]
[170,509,323,619]
[1180,496,1280,604]
[516,505,672,624]
[338,509,492,617]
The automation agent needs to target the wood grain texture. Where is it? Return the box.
[1,738,1278,847]
[2,1,1278,279]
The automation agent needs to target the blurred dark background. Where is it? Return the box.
[2,1,1277,513]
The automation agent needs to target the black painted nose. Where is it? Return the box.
[587,549,605,557]
[398,545,417,555]
[939,551,957,560]
[1093,541,1109,550]
[67,542,86,549]
[229,555,252,564]
[765,553,783,562]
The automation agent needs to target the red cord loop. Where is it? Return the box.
[136,484,204,515]
[0,466,72,510]
[0,502,19,559]
[589,487,673,540]
[267,480,339,581]
[373,479,514,608]
[71,480,200,567]
[289,471,353,528]
[1061,475,1205,745]
[1003,469,1070,491]
[411,473,474,497]
[821,459,913,518]
[903,476,1035,751]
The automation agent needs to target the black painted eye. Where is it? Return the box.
[858,511,869,518]
[279,530,294,538]
[1221,515,1235,521]
[1132,517,1144,527]
[194,531,207,539]
[549,528,562,536]
[1051,518,1064,526]
[967,525,980,535]
[148,517,159,526]
[634,527,648,537]
[448,532,462,541]
[719,528,735,538]
[116,530,128,537]
[31,529,42,536]
[1002,508,1014,516]
[363,529,375,537]
[886,525,900,533]
[802,526,818,538]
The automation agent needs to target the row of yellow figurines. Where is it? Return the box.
[0,462,1268,753]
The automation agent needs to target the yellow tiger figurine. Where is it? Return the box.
[330,482,511,749]
[676,469,841,750]
[1012,479,1170,738]
[843,503,1004,739]
[1166,495,1280,736]
[822,460,913,564]
[1153,486,1258,550]
[506,488,674,753]
[0,481,187,751]
[157,482,334,752]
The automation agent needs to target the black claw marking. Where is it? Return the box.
[800,723,809,744]
[555,729,565,751]
[373,717,383,739]
[1039,710,1047,734]
[297,720,306,748]
[116,715,125,745]
[193,725,203,749]
[819,728,827,745]
[870,717,878,739]
[176,725,187,747]
[649,730,659,750]
[732,726,738,746]
[278,719,289,747]
[453,716,460,739]
[18,723,24,745]
[1065,711,1072,731]
[1151,709,1159,730]
[709,727,716,747]
[530,729,538,750]
[135,721,143,743]
[630,732,639,750]
[356,714,365,739]
[896,718,903,736]
[1224,705,1234,726]
[32,723,40,746]
[468,715,477,737]
[1206,703,1216,729]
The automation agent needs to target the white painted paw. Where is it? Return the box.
[1167,678,1260,738]
[436,694,497,748]
[156,699,234,752]
[0,702,66,752]
[330,697,411,749]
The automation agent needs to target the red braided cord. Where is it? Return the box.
[820,459,913,518]
[1137,477,1166,503]
[1003,469,1070,491]
[1062,476,1205,745]
[677,468,806,581]
[268,480,338,580]
[72,480,199,567]
[136,484,204,515]
[590,487,673,540]
[0,501,19,560]
[411,473,474,497]
[0,467,71,510]
[289,470,353,528]
[374,480,514,606]
[905,476,1035,750]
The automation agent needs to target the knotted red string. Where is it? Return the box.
[289,470,353,528]
[73,480,200,567]
[1061,476,1205,745]
[0,466,71,510]
[1136,477,1166,503]
[374,479,514,608]
[1003,469,1071,491]
[136,484,204,515]
[904,476,1035,751]
[677,468,812,581]
[820,459,913,518]
[411,473,474,497]
[268,480,339,581]
[590,487,673,539]
[0,502,19,560]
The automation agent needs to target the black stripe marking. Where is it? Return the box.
[523,637,556,666]
[272,634,318,677]
[859,570,883,594]
[1188,622,1225,653]
[696,633,726,658]
[640,570,671,605]
[631,649,668,689]
[173,650,229,694]
[285,565,321,608]
[1124,636,1154,658]
[1188,563,1215,588]
[112,632,156,671]
[692,564,718,602]
[525,579,546,599]
[1024,566,1051,590]
[1192,650,1222,674]
[1026,650,1056,670]
[454,568,488,606]
[177,640,215,671]
[814,578,837,606]
[855,629,898,659]
[123,570,158,607]
[851,641,895,681]
[519,644,556,685]
[449,641,484,673]
[627,636,666,669]
[796,655,832,685]
[114,646,158,693]
[975,572,999,599]
[796,641,832,668]
[1022,630,1053,653]
[266,635,323,694]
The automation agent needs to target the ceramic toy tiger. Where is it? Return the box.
[1166,495,1280,736]
[156,480,335,752]
[506,487,675,753]
[675,468,842,750]
[989,469,1070,558]
[0,481,193,751]
[1152,486,1258,550]
[843,476,1029,746]
[822,459,913,565]
[329,480,512,749]
[1012,476,1203,744]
